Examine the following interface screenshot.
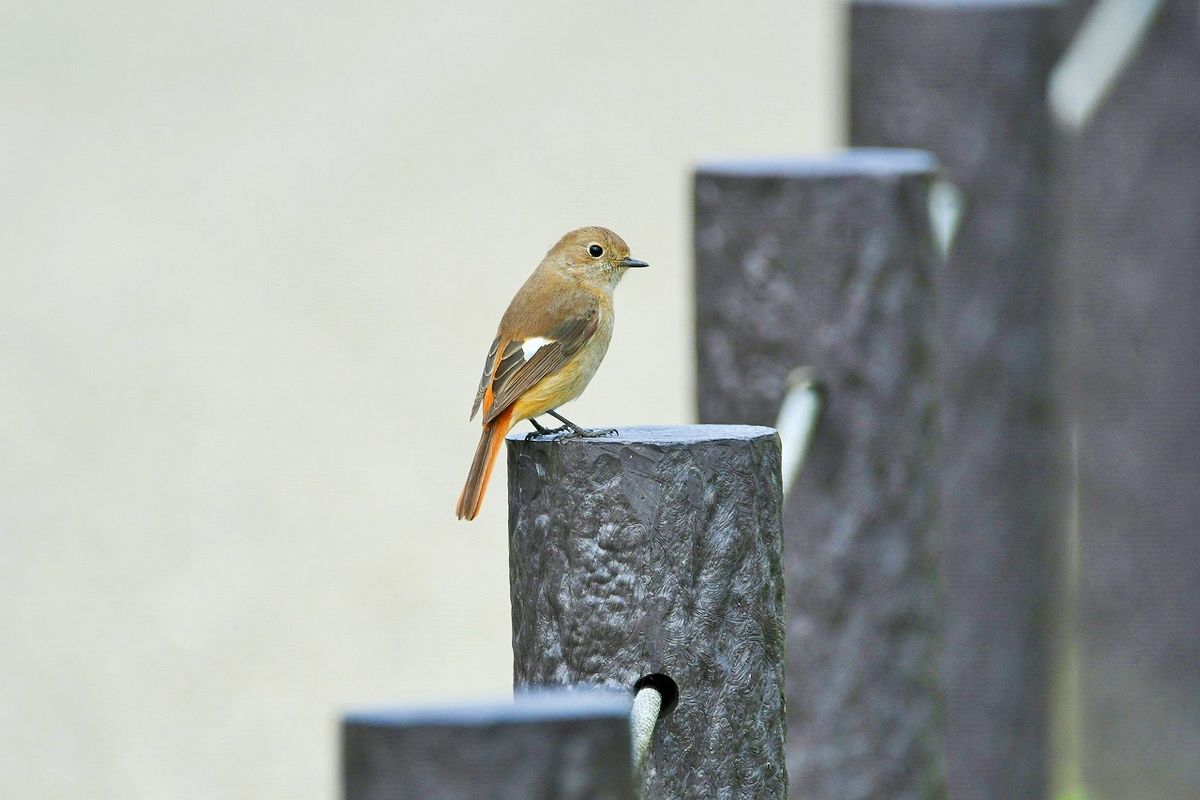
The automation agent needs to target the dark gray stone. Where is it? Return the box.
[342,690,633,800]
[1059,2,1200,797]
[694,152,942,800]
[849,4,1062,798]
[507,425,786,800]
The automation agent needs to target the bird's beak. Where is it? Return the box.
[619,257,649,268]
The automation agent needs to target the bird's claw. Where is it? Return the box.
[525,424,569,440]
[581,427,619,438]
[525,426,618,441]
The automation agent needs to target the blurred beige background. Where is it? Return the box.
[0,2,839,797]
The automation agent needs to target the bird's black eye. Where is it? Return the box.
[588,244,604,258]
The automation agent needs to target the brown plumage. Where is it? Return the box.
[455,226,647,520]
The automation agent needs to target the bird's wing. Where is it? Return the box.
[469,337,501,421]
[476,302,600,425]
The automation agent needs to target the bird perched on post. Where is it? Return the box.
[455,226,648,520]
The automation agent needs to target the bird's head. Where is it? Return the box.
[546,226,648,288]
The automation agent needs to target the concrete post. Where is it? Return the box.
[849,3,1062,797]
[508,425,787,800]
[342,690,633,800]
[694,151,943,800]
[1059,1,1200,796]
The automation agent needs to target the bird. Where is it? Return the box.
[455,226,648,520]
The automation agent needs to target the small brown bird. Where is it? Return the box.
[455,226,648,520]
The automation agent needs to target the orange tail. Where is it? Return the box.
[456,407,514,520]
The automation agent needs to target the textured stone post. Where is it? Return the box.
[694,151,942,800]
[1059,2,1200,797]
[342,690,633,800]
[849,4,1062,798]
[508,425,786,800]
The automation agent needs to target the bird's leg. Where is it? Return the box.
[546,409,617,439]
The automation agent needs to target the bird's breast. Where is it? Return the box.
[512,306,614,419]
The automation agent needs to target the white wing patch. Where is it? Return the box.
[521,336,555,361]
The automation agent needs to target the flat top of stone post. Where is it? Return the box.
[696,148,937,179]
[344,689,631,729]
[507,424,777,446]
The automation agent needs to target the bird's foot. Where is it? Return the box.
[540,410,617,440]
[524,424,570,440]
[525,425,617,441]
[575,427,618,438]
[537,427,579,441]
[553,426,618,440]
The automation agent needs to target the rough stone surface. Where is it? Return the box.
[1059,2,1200,797]
[694,154,942,800]
[849,4,1062,799]
[507,425,786,800]
[342,691,633,800]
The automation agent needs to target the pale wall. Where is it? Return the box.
[0,2,841,797]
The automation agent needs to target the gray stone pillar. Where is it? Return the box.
[1059,1,1200,797]
[342,690,633,800]
[508,425,786,800]
[694,151,942,800]
[849,3,1062,798]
